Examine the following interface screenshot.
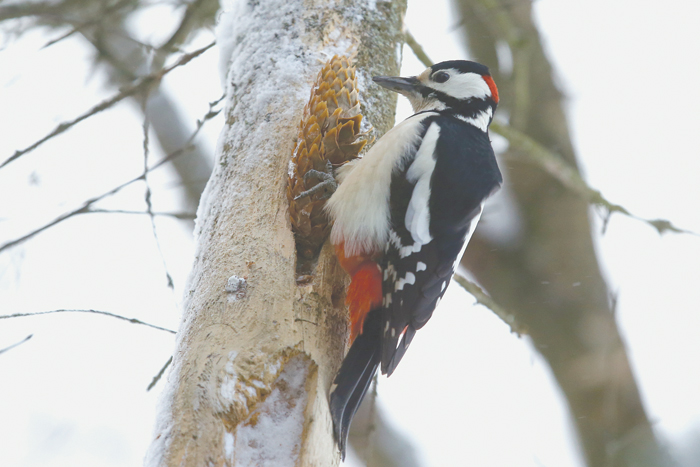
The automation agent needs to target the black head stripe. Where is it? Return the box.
[430,60,491,77]
[432,90,494,118]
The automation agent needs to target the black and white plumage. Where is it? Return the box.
[326,60,502,457]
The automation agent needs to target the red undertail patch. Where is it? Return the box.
[334,242,383,343]
[345,263,382,342]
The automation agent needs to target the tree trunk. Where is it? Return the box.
[453,0,670,465]
[145,1,406,465]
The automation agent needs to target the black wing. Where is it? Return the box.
[380,115,502,375]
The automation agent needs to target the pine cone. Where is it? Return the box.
[288,56,367,262]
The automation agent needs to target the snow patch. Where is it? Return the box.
[224,431,235,462]
[225,350,239,375]
[225,275,247,301]
[233,355,310,467]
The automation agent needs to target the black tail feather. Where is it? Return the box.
[383,325,416,376]
[329,310,382,459]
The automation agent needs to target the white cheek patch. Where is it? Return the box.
[435,72,491,101]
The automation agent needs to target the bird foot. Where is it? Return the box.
[294,161,337,200]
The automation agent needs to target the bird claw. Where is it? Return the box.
[294,161,338,201]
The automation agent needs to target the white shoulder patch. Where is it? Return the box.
[404,123,440,245]
[327,112,437,257]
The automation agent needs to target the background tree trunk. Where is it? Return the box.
[453,0,671,465]
[145,1,407,465]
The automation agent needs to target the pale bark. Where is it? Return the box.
[145,1,406,466]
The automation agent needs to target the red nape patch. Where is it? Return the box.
[345,263,382,343]
[483,75,499,104]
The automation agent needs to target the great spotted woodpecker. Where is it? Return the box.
[325,60,502,456]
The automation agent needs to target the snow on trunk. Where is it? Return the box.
[145,0,406,466]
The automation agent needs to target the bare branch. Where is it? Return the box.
[0,41,215,170]
[0,309,176,334]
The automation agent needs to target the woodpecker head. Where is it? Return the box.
[373,60,498,120]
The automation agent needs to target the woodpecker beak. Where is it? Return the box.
[372,76,422,96]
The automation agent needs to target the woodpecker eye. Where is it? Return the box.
[433,71,450,83]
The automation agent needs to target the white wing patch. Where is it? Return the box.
[327,112,437,257]
[389,229,423,258]
[404,123,440,245]
[394,272,416,291]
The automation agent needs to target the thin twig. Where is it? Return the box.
[0,334,33,355]
[404,31,696,237]
[0,309,176,334]
[39,0,134,49]
[0,156,163,253]
[492,122,698,236]
[82,208,196,219]
[453,274,523,334]
[147,356,173,391]
[142,107,175,289]
[1,41,215,170]
[0,95,222,253]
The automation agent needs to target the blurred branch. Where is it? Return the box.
[0,2,67,22]
[152,0,217,71]
[404,30,696,237]
[0,309,176,334]
[350,378,424,467]
[1,41,215,170]
[35,2,130,48]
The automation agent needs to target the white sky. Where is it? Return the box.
[1,1,699,466]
